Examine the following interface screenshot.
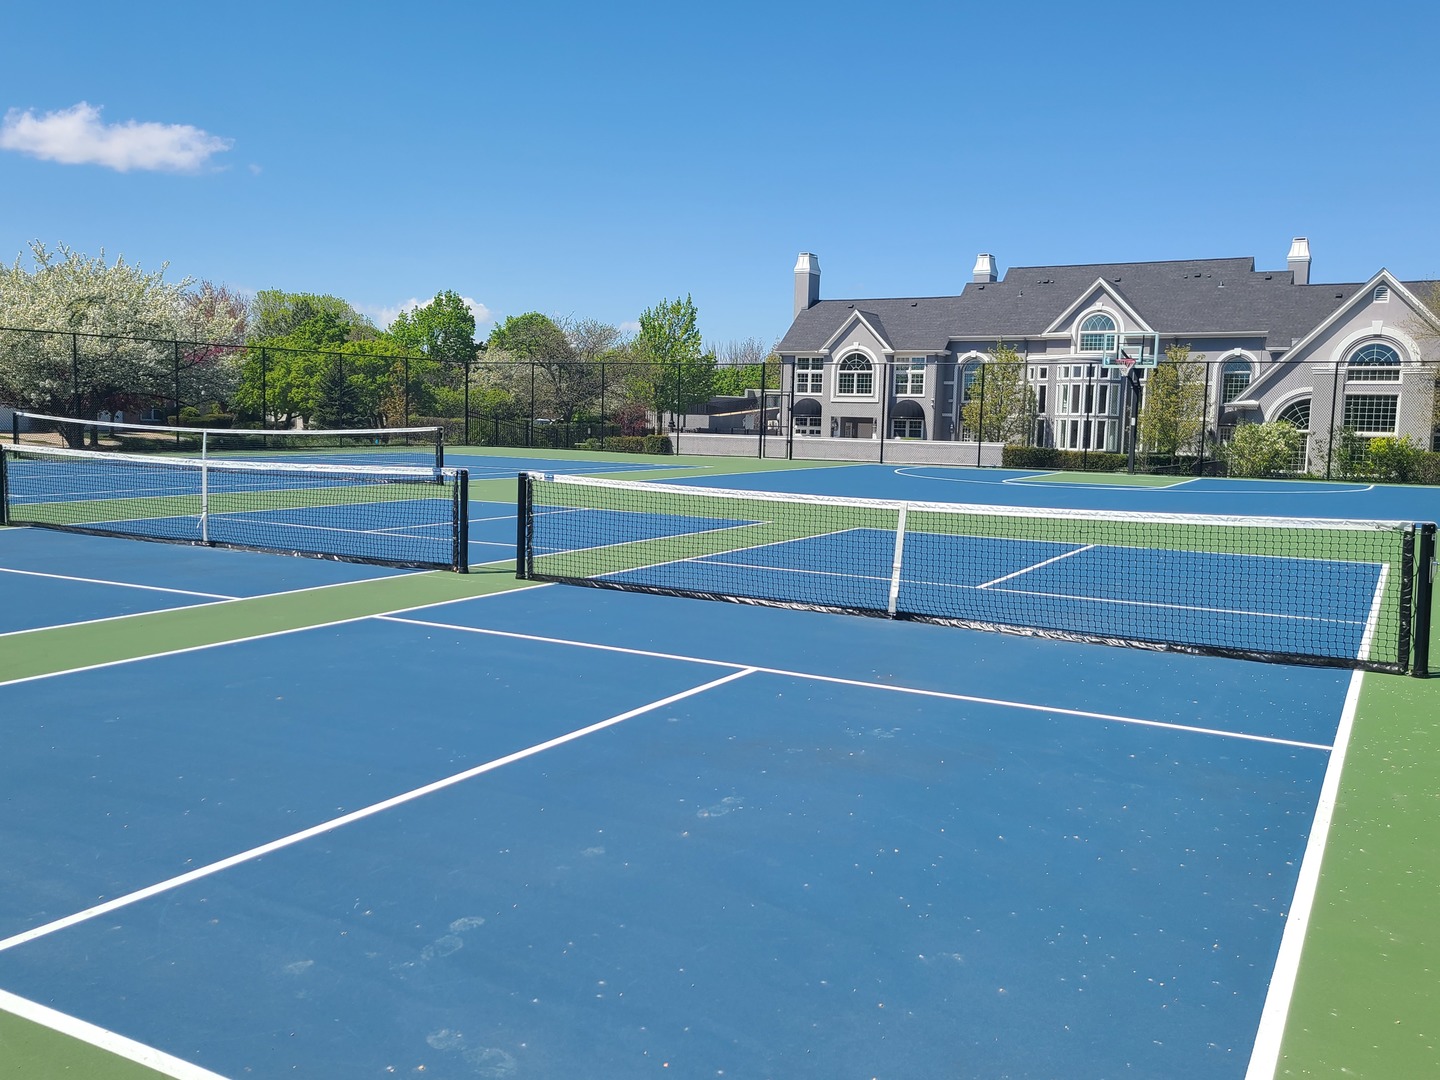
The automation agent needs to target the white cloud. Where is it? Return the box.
[618,320,641,337]
[0,101,233,173]
[370,296,492,334]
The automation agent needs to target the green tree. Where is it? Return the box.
[311,350,364,429]
[248,290,372,342]
[0,242,245,439]
[1138,344,1207,458]
[488,312,577,420]
[557,316,624,421]
[710,337,775,397]
[390,291,477,423]
[1223,420,1303,477]
[632,295,716,428]
[960,341,1033,443]
[234,307,355,426]
[390,291,477,365]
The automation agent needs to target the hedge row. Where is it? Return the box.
[1002,446,1127,472]
[590,435,672,455]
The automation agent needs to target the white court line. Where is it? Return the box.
[0,987,229,1080]
[1243,668,1362,1079]
[0,574,532,681]
[0,565,234,599]
[0,667,755,955]
[977,545,1094,589]
[381,616,1333,752]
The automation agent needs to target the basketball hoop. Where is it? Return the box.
[1105,351,1137,374]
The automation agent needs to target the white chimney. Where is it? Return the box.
[972,253,998,284]
[1287,237,1311,286]
[794,252,821,316]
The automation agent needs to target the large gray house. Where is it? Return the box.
[774,241,1440,468]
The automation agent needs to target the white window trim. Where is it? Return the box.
[1076,310,1118,354]
[831,348,880,403]
[894,357,927,397]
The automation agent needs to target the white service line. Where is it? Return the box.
[0,565,235,599]
[0,666,757,955]
[380,616,1333,751]
[0,579,549,686]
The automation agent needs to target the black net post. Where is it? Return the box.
[1415,521,1436,676]
[453,469,469,573]
[515,472,533,579]
[0,448,9,525]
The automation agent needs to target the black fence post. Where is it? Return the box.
[463,354,472,446]
[1325,361,1341,479]
[71,332,80,418]
[878,360,889,464]
[976,362,986,467]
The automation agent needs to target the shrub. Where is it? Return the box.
[1223,421,1302,478]
[1002,446,1059,469]
[1365,435,1427,483]
[642,434,672,455]
[602,436,646,454]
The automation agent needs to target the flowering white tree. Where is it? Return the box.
[0,242,246,439]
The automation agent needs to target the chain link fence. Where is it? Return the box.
[3,326,1437,482]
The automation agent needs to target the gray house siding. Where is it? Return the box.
[778,245,1440,465]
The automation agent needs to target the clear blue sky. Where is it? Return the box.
[3,1,1438,348]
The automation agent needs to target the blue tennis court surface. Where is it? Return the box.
[0,533,1351,1078]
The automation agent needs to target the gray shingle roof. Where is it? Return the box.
[776,256,1438,355]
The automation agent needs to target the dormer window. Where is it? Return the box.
[1078,313,1117,353]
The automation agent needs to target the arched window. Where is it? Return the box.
[836,353,873,396]
[1079,313,1117,353]
[1221,358,1252,402]
[1346,342,1401,381]
[1276,398,1310,472]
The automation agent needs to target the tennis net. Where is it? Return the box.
[516,473,1435,675]
[12,410,444,468]
[1,445,469,571]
